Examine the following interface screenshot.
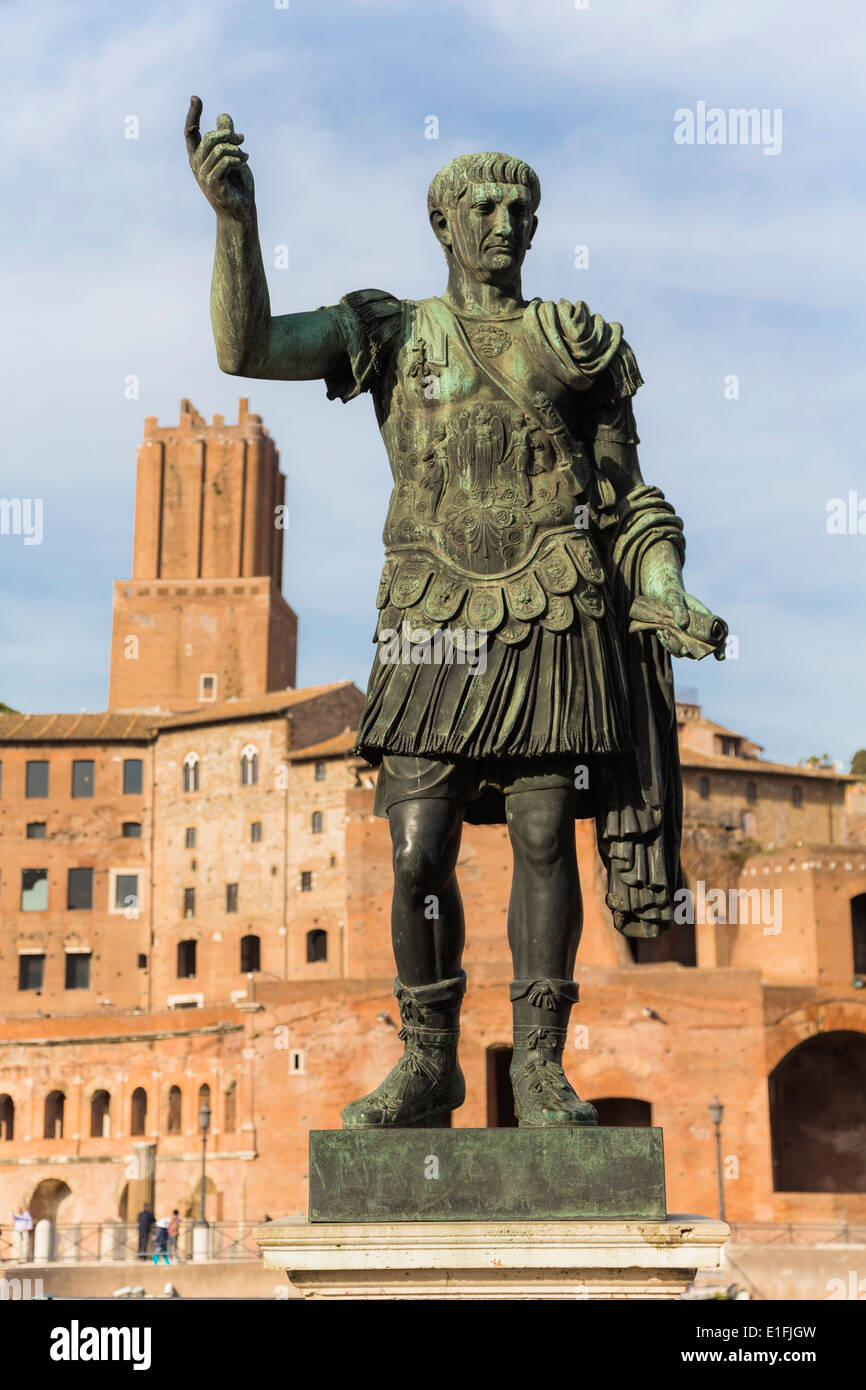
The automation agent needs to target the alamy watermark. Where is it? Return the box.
[826,492,866,535]
[0,498,43,545]
[379,621,488,675]
[674,102,782,157]
[674,881,782,935]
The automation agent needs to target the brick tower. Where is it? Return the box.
[108,398,297,711]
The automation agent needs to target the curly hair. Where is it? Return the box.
[427,152,541,219]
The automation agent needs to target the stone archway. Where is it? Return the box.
[769,1031,866,1192]
[29,1177,72,1223]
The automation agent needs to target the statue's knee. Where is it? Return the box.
[392,835,445,897]
[508,805,565,870]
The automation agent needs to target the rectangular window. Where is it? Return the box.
[71,760,95,798]
[26,761,49,797]
[122,822,142,838]
[199,674,217,702]
[300,870,312,892]
[177,940,197,978]
[65,952,91,990]
[26,821,46,838]
[18,953,45,990]
[21,868,48,911]
[250,821,262,842]
[226,883,239,913]
[123,758,143,794]
[185,827,196,849]
[183,887,195,918]
[114,872,139,914]
[314,761,326,782]
[67,867,94,910]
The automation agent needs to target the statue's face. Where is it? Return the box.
[438,182,537,282]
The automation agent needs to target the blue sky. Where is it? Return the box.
[1,0,864,767]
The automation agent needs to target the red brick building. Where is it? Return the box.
[1,402,864,1237]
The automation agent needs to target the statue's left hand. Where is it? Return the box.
[656,591,714,659]
[632,585,728,660]
[637,541,727,659]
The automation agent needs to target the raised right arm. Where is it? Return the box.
[185,97,344,381]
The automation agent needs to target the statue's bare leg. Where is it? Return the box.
[505,786,581,976]
[504,787,597,1126]
[342,797,466,1128]
[389,797,466,985]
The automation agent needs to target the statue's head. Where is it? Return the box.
[427,153,540,283]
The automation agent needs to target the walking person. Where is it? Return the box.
[152,1216,171,1266]
[136,1203,154,1261]
[11,1206,33,1263]
[167,1209,180,1262]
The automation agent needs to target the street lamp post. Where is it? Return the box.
[198,1097,211,1224]
[192,1098,211,1262]
[709,1095,725,1222]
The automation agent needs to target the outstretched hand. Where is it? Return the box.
[185,96,255,221]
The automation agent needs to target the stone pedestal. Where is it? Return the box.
[309,1127,666,1222]
[258,1128,727,1299]
[256,1215,730,1300]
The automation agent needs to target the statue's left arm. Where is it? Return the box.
[524,297,724,659]
[589,394,720,660]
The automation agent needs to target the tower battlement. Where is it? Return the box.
[109,399,296,712]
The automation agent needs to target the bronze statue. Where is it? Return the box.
[186,98,726,1130]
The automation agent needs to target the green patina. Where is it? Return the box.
[309,1128,666,1223]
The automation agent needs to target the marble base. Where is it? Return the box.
[256,1215,730,1300]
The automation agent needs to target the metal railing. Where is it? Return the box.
[0,1219,264,1263]
[729,1222,866,1246]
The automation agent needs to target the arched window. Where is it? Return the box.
[182,752,200,793]
[852,894,866,976]
[745,781,758,803]
[198,1083,211,1127]
[311,811,323,834]
[224,1081,236,1134]
[698,776,710,800]
[770,1032,866,1192]
[792,785,803,808]
[90,1089,111,1138]
[240,934,261,973]
[167,1085,182,1134]
[0,1094,14,1142]
[130,1086,147,1137]
[240,744,259,786]
[627,918,696,966]
[589,1098,652,1127]
[306,928,327,963]
[44,1090,65,1140]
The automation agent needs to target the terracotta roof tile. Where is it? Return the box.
[0,711,157,743]
[289,728,361,761]
[680,751,853,781]
[155,683,356,731]
[0,683,359,742]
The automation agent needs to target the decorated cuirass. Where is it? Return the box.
[373,297,609,645]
